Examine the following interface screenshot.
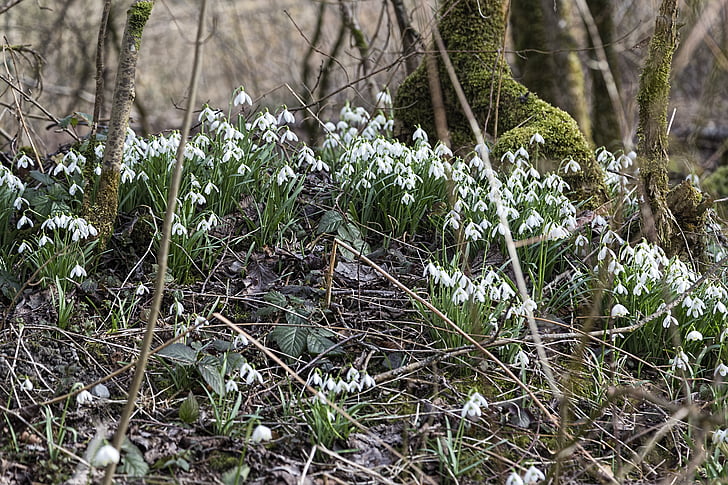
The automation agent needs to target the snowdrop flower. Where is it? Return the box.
[464,222,482,241]
[375,90,392,107]
[170,301,185,316]
[523,466,545,484]
[713,428,728,444]
[434,143,452,157]
[16,154,34,169]
[279,128,299,143]
[93,445,120,467]
[172,221,188,237]
[614,283,628,296]
[401,192,415,205]
[513,350,530,367]
[307,371,323,387]
[251,424,272,443]
[225,380,239,394]
[671,350,690,373]
[136,283,149,296]
[233,334,249,348]
[17,241,31,254]
[529,133,545,145]
[611,304,629,318]
[77,390,94,406]
[662,314,678,328]
[70,264,87,279]
[506,472,525,485]
[334,379,350,394]
[277,108,295,125]
[715,363,728,377]
[13,196,27,210]
[412,126,428,142]
[68,183,83,196]
[20,378,33,391]
[346,367,360,382]
[452,287,469,305]
[562,159,581,173]
[16,214,33,229]
[685,330,703,342]
[233,87,253,107]
[360,373,376,389]
[240,363,265,385]
[276,165,296,186]
[461,392,488,418]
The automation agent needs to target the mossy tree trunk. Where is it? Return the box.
[511,0,591,142]
[83,0,154,243]
[394,0,607,207]
[636,0,710,259]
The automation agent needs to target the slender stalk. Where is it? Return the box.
[101,2,207,483]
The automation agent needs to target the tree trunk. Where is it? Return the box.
[394,0,607,207]
[585,0,623,150]
[511,0,592,142]
[84,0,154,243]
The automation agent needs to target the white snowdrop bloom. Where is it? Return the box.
[461,399,481,419]
[307,371,323,388]
[684,296,706,319]
[243,366,264,385]
[69,264,87,279]
[20,378,33,391]
[16,214,33,230]
[464,222,482,241]
[276,165,296,186]
[514,350,530,367]
[233,88,253,107]
[685,330,703,342]
[170,301,184,316]
[361,373,376,389]
[713,429,728,445]
[506,472,525,485]
[662,314,678,328]
[17,241,31,254]
[76,390,94,406]
[614,283,628,296]
[251,424,272,443]
[523,466,545,484]
[277,108,295,125]
[194,315,208,328]
[93,445,120,467]
[412,126,428,142]
[375,90,392,107]
[529,132,545,145]
[714,301,727,315]
[575,234,588,248]
[334,379,350,395]
[434,143,452,157]
[225,380,239,394]
[715,362,728,377]
[470,154,484,171]
[172,221,188,237]
[452,287,469,305]
[562,159,581,173]
[185,191,206,206]
[444,210,461,230]
[401,192,415,205]
[13,196,27,210]
[428,159,446,179]
[16,154,34,169]
[611,304,629,318]
[671,350,690,372]
[346,367,360,382]
[547,224,569,240]
[233,334,249,348]
[279,128,298,143]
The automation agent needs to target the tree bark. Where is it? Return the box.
[394,0,607,207]
[84,0,154,243]
[511,0,591,142]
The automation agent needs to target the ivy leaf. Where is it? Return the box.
[197,356,225,396]
[269,324,308,358]
[157,343,197,366]
[119,438,149,477]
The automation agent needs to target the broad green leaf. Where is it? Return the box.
[269,325,308,358]
[179,392,200,424]
[317,210,344,234]
[337,222,370,260]
[157,343,197,365]
[222,465,250,485]
[306,332,339,356]
[263,290,287,307]
[120,439,149,477]
[198,356,225,396]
